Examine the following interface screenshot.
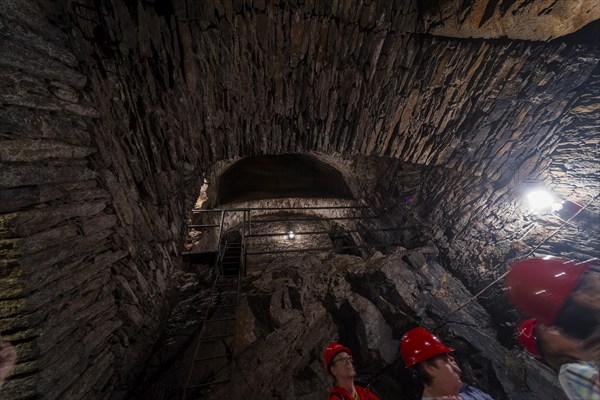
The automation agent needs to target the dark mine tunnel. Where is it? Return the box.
[0,1,599,399]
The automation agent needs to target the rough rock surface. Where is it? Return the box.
[419,0,600,41]
[134,248,565,399]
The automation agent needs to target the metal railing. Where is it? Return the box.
[180,204,409,395]
[180,252,242,399]
[183,204,409,265]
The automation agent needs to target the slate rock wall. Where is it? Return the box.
[418,0,600,41]
[0,1,202,398]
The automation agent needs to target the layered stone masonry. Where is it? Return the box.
[1,0,598,398]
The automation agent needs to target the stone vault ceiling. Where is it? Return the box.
[0,0,599,398]
[59,0,598,253]
[60,0,599,205]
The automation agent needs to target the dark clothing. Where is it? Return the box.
[329,385,380,400]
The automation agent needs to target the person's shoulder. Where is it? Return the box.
[560,361,598,374]
[329,386,350,400]
[559,361,598,381]
[355,385,380,400]
[460,384,494,400]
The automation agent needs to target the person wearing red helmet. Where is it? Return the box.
[505,257,600,341]
[400,328,493,400]
[322,342,380,400]
[517,319,600,400]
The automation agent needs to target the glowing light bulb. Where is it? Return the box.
[526,189,556,214]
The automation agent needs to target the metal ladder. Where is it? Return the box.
[181,238,242,399]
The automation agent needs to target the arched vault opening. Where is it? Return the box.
[216,154,355,204]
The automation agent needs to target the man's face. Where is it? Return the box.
[330,351,356,381]
[572,270,600,311]
[429,354,463,396]
[537,324,590,370]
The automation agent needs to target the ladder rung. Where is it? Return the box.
[200,333,235,341]
[206,317,236,323]
[215,293,237,298]
[195,352,233,362]
[187,378,231,389]
[188,224,220,228]
[213,298,238,304]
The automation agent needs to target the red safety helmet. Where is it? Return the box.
[517,319,540,357]
[505,258,592,325]
[322,342,352,371]
[400,327,454,368]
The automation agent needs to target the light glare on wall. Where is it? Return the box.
[525,189,562,214]
[286,231,295,240]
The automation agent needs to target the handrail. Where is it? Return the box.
[188,224,221,228]
[191,205,367,213]
[246,242,403,255]
[216,210,226,275]
[184,204,398,259]
[241,210,248,276]
[181,264,222,399]
[249,215,378,223]
[245,226,408,238]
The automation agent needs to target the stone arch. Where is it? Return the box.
[216,154,355,205]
